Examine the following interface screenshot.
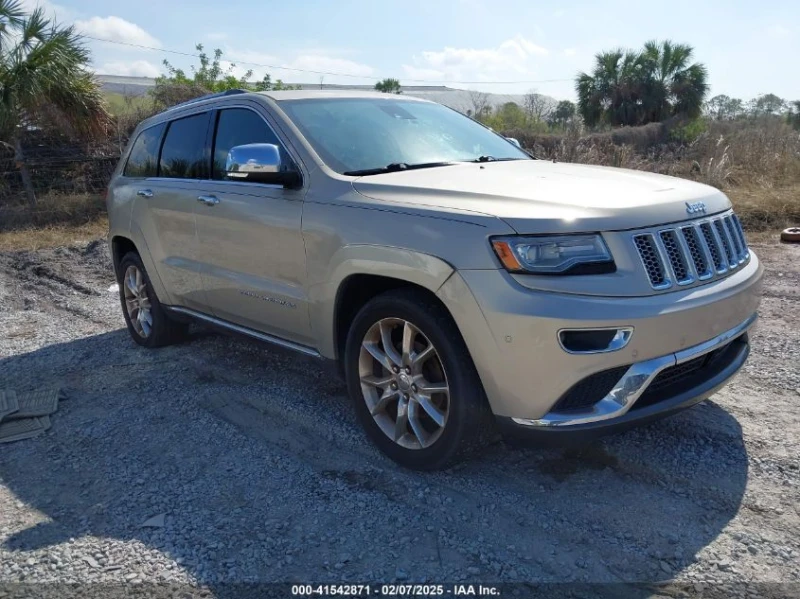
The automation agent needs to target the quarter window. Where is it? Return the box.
[212,108,289,180]
[123,123,165,177]
[159,113,210,179]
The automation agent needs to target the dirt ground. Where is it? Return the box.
[0,235,798,597]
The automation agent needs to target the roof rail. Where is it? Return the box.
[165,88,248,112]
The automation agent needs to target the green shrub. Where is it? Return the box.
[669,118,708,144]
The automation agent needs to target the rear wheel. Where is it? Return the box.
[118,252,188,348]
[344,288,495,470]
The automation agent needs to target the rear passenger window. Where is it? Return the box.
[159,113,209,179]
[212,108,289,180]
[124,123,164,177]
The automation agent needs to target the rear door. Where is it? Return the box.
[129,111,212,310]
[194,104,312,346]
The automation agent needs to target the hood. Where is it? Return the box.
[352,160,731,233]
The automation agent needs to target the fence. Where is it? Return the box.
[0,130,123,207]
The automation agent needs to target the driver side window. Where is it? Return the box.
[211,108,292,180]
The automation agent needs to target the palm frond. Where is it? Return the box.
[0,7,109,139]
[0,0,24,51]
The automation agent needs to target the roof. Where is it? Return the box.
[258,89,431,102]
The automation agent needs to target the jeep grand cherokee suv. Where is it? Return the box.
[108,89,763,470]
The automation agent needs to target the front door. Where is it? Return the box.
[194,106,312,346]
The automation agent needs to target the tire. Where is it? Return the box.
[117,251,188,348]
[780,227,800,243]
[344,288,496,470]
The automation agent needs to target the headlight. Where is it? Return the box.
[491,234,614,274]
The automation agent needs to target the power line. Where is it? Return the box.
[81,35,574,86]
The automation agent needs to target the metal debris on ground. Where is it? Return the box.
[0,388,62,443]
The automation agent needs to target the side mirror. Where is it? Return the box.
[506,137,521,148]
[225,143,300,187]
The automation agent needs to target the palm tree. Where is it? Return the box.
[640,40,708,122]
[576,41,708,128]
[577,49,646,127]
[0,0,109,205]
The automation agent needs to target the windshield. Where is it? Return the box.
[278,98,531,175]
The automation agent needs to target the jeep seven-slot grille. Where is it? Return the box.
[633,235,667,288]
[634,212,749,290]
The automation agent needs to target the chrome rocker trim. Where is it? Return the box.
[512,313,758,428]
[165,306,321,358]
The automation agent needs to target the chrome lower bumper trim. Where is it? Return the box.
[512,313,758,428]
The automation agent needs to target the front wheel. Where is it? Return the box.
[344,289,495,470]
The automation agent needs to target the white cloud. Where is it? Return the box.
[563,48,578,57]
[402,35,548,83]
[97,60,161,78]
[223,48,374,82]
[75,16,160,47]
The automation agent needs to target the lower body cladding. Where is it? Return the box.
[436,254,764,442]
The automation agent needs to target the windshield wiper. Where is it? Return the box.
[343,161,455,176]
[470,156,528,163]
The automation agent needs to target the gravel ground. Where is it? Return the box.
[0,237,798,597]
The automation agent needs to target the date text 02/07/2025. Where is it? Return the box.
[290,583,501,596]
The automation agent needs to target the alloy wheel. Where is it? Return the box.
[123,264,153,338]
[358,318,450,450]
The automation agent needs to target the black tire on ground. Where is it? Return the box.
[344,288,496,470]
[780,227,800,243]
[117,251,188,348]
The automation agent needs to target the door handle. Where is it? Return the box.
[196,195,220,206]
[136,189,154,198]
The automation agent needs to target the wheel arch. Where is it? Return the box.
[110,230,170,304]
[111,235,138,273]
[310,245,457,362]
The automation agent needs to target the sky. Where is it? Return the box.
[21,0,800,102]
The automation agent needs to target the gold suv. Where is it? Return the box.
[108,90,763,469]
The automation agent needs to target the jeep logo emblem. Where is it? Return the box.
[685,201,707,215]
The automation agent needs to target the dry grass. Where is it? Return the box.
[0,215,108,251]
[0,193,106,232]
[726,185,800,232]
[0,193,108,250]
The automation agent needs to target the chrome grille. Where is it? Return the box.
[699,222,725,272]
[714,219,735,266]
[731,215,750,260]
[659,230,691,283]
[680,226,712,279]
[634,235,667,288]
[633,211,750,290]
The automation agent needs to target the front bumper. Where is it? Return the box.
[435,252,763,422]
[498,318,752,443]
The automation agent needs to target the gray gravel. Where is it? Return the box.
[0,238,798,595]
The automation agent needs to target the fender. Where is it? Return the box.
[112,222,172,307]
[308,244,455,359]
